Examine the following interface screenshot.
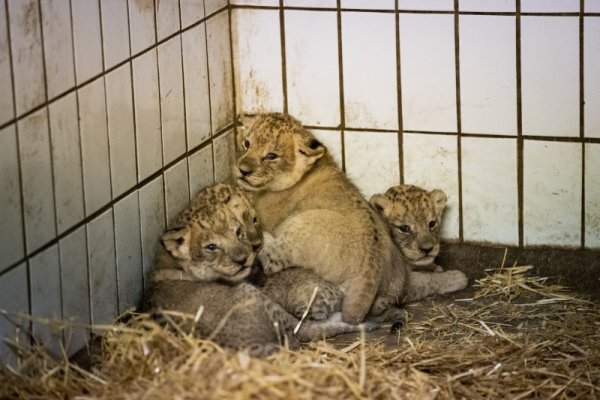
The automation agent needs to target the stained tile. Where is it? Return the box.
[213,130,236,183]
[189,145,215,197]
[180,0,205,28]
[311,129,342,167]
[165,159,191,225]
[0,3,14,125]
[156,0,180,40]
[585,144,600,248]
[139,176,165,290]
[0,264,30,367]
[585,17,600,138]
[101,0,131,69]
[207,11,234,132]
[521,0,579,12]
[72,0,103,83]
[398,0,453,10]
[128,0,156,55]
[459,0,515,11]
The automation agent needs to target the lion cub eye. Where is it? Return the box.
[253,216,259,225]
[428,220,437,230]
[243,139,250,150]
[235,227,244,239]
[264,152,278,161]
[204,243,219,251]
[398,225,411,234]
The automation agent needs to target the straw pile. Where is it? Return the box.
[1,258,599,399]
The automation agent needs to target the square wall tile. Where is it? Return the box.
[459,0,515,11]
[403,133,459,240]
[207,11,234,132]
[0,264,30,366]
[101,0,131,70]
[30,245,63,357]
[72,0,103,83]
[87,209,118,326]
[182,24,212,149]
[0,3,14,125]
[524,140,582,247]
[213,130,236,183]
[189,145,215,196]
[79,78,112,216]
[49,93,85,234]
[460,16,516,135]
[521,0,579,12]
[521,17,579,137]
[139,176,165,289]
[128,0,156,55]
[344,131,400,199]
[585,144,600,248]
[284,0,337,7]
[156,0,180,41]
[585,17,600,138]
[41,0,75,99]
[9,0,45,115]
[400,14,456,132]
[113,191,143,312]
[587,0,600,12]
[398,0,453,10]
[461,137,518,244]
[285,10,340,126]
[105,64,137,198]
[59,226,90,356]
[0,125,24,271]
[165,159,191,225]
[311,129,343,167]
[342,0,394,9]
[133,49,163,180]
[343,12,397,130]
[233,9,284,114]
[181,0,205,28]
[158,37,186,165]
[205,0,228,15]
[19,109,56,252]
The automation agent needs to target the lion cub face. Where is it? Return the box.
[234,113,325,192]
[370,185,447,267]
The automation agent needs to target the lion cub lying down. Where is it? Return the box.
[144,184,371,357]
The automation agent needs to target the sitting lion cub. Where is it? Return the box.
[144,183,369,357]
[234,113,468,325]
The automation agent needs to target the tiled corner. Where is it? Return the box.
[0,3,14,126]
[585,144,600,249]
[521,0,579,12]
[459,0,515,11]
[585,17,600,138]
[189,145,215,197]
[311,129,343,167]
[128,0,156,55]
[40,0,75,99]
[71,0,103,84]
[344,131,400,199]
[29,245,63,357]
[284,0,336,7]
[180,0,205,29]
[342,12,397,130]
[213,130,236,183]
[139,176,166,290]
[9,0,45,116]
[233,9,284,114]
[0,125,24,272]
[460,15,516,135]
[285,10,340,127]
[205,0,228,15]
[403,133,459,240]
[342,0,394,9]
[100,0,131,70]
[18,109,56,252]
[105,64,137,198]
[133,49,163,181]
[523,140,582,247]
[400,14,456,133]
[113,191,143,313]
[79,77,112,216]
[521,17,579,137]
[182,24,212,149]
[207,11,234,132]
[165,159,191,225]
[155,0,181,41]
[158,37,186,165]
[59,226,91,356]
[87,209,118,326]
[48,93,85,234]
[0,263,30,366]
[461,137,518,245]
[398,0,453,11]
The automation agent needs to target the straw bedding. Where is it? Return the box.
[1,257,599,399]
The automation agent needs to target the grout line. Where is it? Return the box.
[228,1,238,155]
[337,0,346,172]
[395,0,404,184]
[580,0,585,248]
[178,0,191,206]
[516,0,524,248]
[454,0,464,242]
[279,0,288,114]
[203,1,217,184]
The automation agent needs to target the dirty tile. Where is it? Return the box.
[523,141,582,247]
[585,17,600,138]
[41,0,75,99]
[165,159,191,225]
[521,0,579,12]
[403,133,459,240]
[139,176,165,290]
[0,125,24,272]
[213,130,236,183]
[189,145,215,197]
[284,0,337,7]
[459,0,515,11]
[586,144,600,248]
[59,226,91,356]
[521,17,579,137]
[344,131,400,199]
[285,10,340,127]
[0,263,30,367]
[79,78,112,215]
[30,245,63,357]
[460,15,516,135]
[400,14,456,132]
[342,0,394,9]
[87,209,118,325]
[72,0,103,83]
[156,0,180,41]
[343,12,397,130]
[461,137,518,245]
[133,49,163,180]
[0,3,14,125]
[105,64,137,198]
[207,12,234,132]
[101,0,131,69]
[49,93,85,234]
[398,0,453,10]
[113,191,144,313]
[180,0,205,28]
[205,0,228,15]
[233,9,284,114]
[128,0,156,55]
[311,129,342,167]
[18,109,56,252]
[9,0,45,116]
[182,24,212,149]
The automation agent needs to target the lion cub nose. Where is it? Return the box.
[238,163,254,177]
[420,245,434,255]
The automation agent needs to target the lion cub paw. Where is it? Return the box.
[437,270,469,294]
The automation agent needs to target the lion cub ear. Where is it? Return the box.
[429,189,447,216]
[369,194,392,218]
[298,135,325,161]
[162,226,192,260]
